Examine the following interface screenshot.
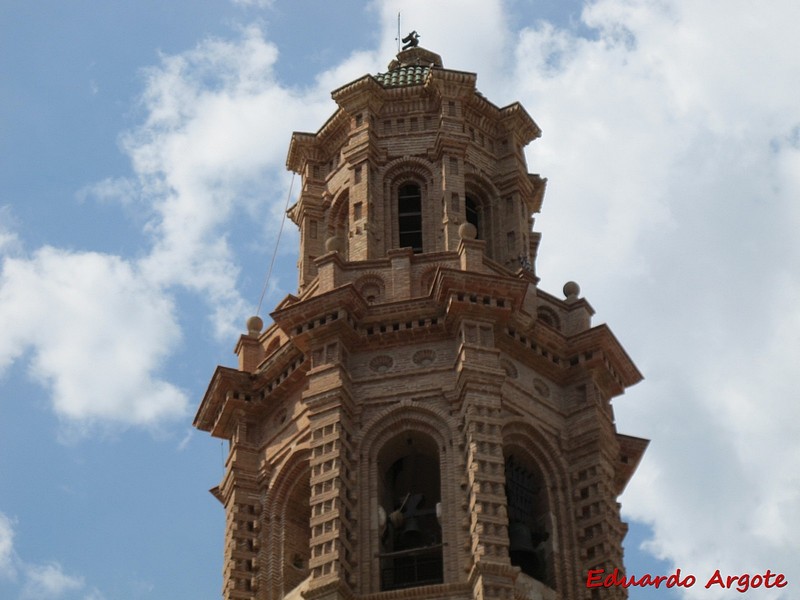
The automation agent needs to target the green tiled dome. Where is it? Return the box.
[374,65,431,88]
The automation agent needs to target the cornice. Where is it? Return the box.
[499,102,542,144]
[286,109,350,173]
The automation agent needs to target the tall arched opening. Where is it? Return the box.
[377,431,443,590]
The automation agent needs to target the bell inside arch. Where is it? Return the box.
[400,516,423,546]
[508,521,548,582]
[509,521,536,554]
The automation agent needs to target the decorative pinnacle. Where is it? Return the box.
[246,315,263,336]
[563,281,581,302]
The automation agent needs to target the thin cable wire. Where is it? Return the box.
[256,172,296,317]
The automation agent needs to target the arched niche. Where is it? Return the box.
[504,451,553,585]
[355,273,386,304]
[465,194,481,238]
[537,306,561,331]
[397,182,423,252]
[376,430,443,590]
[328,188,350,258]
[382,158,435,255]
[265,451,312,598]
[357,402,454,593]
[501,425,569,593]
[464,173,499,259]
[415,266,438,298]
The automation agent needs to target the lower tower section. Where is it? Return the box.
[196,236,647,600]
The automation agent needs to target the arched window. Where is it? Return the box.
[537,306,561,331]
[505,454,553,587]
[465,187,493,258]
[283,472,311,595]
[377,432,443,590]
[398,183,423,253]
[465,195,480,239]
[266,454,311,599]
[328,189,349,256]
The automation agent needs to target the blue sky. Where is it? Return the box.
[1,1,799,599]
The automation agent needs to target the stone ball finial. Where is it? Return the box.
[325,235,344,254]
[563,281,580,302]
[246,315,263,336]
[459,222,477,240]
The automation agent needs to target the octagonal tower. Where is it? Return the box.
[195,46,647,600]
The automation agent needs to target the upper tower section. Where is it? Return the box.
[286,47,547,292]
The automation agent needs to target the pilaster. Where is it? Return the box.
[220,418,263,600]
[304,342,357,599]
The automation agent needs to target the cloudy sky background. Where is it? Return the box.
[1,1,798,598]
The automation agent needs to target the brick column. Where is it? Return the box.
[303,341,357,600]
[454,319,517,600]
[566,381,628,600]
[220,417,262,600]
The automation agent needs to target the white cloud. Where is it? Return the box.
[177,428,194,451]
[0,228,18,255]
[0,247,186,430]
[21,562,84,599]
[0,207,21,256]
[0,512,92,598]
[77,177,139,207]
[0,512,16,580]
[230,0,273,8]
[2,26,339,433]
[120,25,334,337]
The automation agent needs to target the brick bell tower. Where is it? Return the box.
[195,46,648,600]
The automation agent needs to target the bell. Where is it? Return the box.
[508,522,536,553]
[378,506,388,536]
[403,517,422,539]
[389,509,404,529]
[509,522,545,580]
[399,516,424,550]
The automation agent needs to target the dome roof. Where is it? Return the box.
[373,46,443,88]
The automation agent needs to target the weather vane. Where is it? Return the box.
[401,31,420,50]
[396,13,420,52]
